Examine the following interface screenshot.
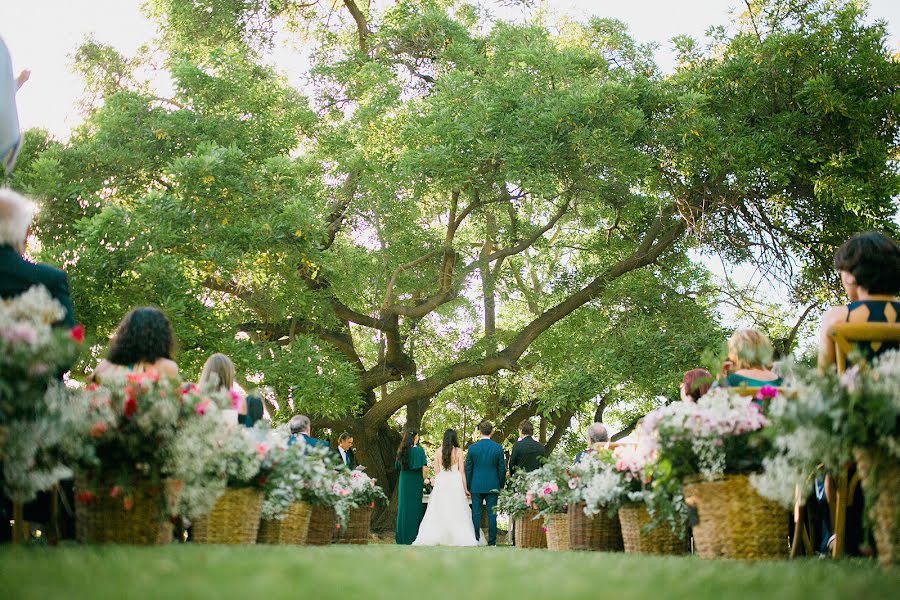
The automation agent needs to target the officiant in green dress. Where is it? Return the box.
[395,429,427,545]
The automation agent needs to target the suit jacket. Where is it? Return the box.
[0,246,75,327]
[509,436,545,474]
[335,447,357,469]
[465,438,506,494]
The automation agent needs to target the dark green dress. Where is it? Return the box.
[395,445,427,545]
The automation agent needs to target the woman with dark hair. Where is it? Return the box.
[91,307,179,383]
[394,429,427,545]
[818,231,900,368]
[413,429,480,546]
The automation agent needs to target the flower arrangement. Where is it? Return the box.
[166,415,271,520]
[521,454,579,521]
[649,388,770,481]
[71,374,233,511]
[497,470,533,520]
[259,442,336,521]
[344,468,388,508]
[0,286,84,503]
[752,352,900,507]
[577,444,654,518]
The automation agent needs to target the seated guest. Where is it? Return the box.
[239,396,264,428]
[508,419,545,475]
[575,422,609,463]
[818,231,899,369]
[334,432,357,469]
[199,353,243,424]
[680,368,713,402]
[0,188,74,327]
[91,307,180,383]
[287,415,328,450]
[718,329,783,388]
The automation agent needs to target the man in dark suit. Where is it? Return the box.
[465,420,506,546]
[0,188,76,543]
[334,432,357,469]
[508,419,546,475]
[575,422,609,463]
[287,414,329,452]
[0,188,75,327]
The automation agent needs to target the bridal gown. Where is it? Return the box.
[413,463,483,547]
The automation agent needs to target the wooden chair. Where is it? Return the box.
[827,321,900,559]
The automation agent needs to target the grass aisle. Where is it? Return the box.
[1,545,897,600]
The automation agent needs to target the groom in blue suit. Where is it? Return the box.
[465,420,506,546]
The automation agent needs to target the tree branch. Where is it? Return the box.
[342,0,370,54]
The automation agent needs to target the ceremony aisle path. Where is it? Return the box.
[2,544,897,600]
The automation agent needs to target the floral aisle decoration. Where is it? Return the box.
[498,470,546,548]
[564,449,625,551]
[753,352,900,565]
[333,468,388,544]
[651,388,785,559]
[0,286,83,515]
[522,455,580,551]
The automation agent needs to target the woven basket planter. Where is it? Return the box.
[684,474,788,560]
[544,512,571,552]
[514,509,547,549]
[569,501,624,552]
[334,506,372,545]
[619,504,689,556]
[192,487,263,544]
[258,501,312,545]
[306,505,337,546]
[75,477,166,545]
[855,449,900,566]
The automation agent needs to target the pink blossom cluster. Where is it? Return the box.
[647,389,768,438]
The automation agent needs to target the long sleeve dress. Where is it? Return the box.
[395,445,427,545]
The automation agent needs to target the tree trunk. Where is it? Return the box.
[351,422,402,533]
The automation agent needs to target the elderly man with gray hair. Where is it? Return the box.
[575,422,609,463]
[287,414,329,451]
[0,188,74,327]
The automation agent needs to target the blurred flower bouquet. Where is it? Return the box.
[0,286,83,504]
[753,352,900,564]
[259,443,336,521]
[344,468,388,509]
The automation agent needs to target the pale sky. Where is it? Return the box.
[4,0,899,138]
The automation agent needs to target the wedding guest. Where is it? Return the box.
[334,432,357,469]
[199,353,241,424]
[395,428,427,545]
[287,415,328,449]
[508,419,545,475]
[91,307,179,383]
[239,396,264,428]
[0,188,74,327]
[680,368,713,402]
[575,422,609,463]
[717,329,782,388]
[818,231,900,369]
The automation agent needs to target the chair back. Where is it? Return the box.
[828,321,900,374]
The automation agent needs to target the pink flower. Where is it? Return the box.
[194,399,210,416]
[230,390,242,410]
[126,372,145,384]
[525,491,533,506]
[256,443,269,456]
[110,486,122,498]
[568,478,579,490]
[123,396,138,418]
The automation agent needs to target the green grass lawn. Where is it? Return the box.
[1,544,897,600]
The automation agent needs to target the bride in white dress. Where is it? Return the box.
[413,429,482,547]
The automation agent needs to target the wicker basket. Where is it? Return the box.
[192,487,263,544]
[684,474,788,560]
[514,509,547,549]
[75,477,166,545]
[545,512,571,552]
[855,449,900,566]
[569,501,624,551]
[334,506,372,545]
[619,504,689,555]
[258,501,312,545]
[306,505,336,546]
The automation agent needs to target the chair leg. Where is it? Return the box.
[832,467,849,559]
